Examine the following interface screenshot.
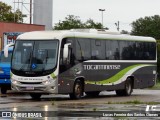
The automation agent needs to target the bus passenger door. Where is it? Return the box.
[58,38,75,94]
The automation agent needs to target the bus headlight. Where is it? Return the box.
[42,80,51,85]
[12,79,18,84]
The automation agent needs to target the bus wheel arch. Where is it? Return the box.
[69,77,84,99]
[116,77,134,96]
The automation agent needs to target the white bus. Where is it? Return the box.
[5,29,157,99]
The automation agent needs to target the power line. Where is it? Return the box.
[13,0,32,23]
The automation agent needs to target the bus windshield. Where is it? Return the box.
[12,40,58,72]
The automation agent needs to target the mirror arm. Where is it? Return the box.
[4,43,14,57]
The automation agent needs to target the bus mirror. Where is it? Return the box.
[63,43,71,62]
[4,43,14,57]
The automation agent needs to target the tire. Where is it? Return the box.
[116,78,133,96]
[85,91,100,97]
[69,80,83,99]
[1,88,7,94]
[30,93,42,100]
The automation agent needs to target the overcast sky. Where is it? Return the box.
[1,0,160,31]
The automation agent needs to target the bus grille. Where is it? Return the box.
[20,82,42,84]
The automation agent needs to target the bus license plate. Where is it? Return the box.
[26,86,34,90]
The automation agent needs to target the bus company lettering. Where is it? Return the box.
[17,78,43,81]
[83,65,121,70]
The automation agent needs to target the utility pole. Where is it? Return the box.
[115,21,120,31]
[13,0,32,23]
[30,0,32,24]
[99,9,105,29]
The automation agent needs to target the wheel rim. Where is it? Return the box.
[75,83,82,98]
[126,82,131,94]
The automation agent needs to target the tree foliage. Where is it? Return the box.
[0,2,26,23]
[54,15,84,30]
[131,15,160,40]
[54,15,104,30]
[131,15,160,76]
[84,19,104,29]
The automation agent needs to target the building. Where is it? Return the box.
[0,22,45,50]
[33,0,53,30]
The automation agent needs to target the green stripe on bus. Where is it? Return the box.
[10,72,13,78]
[51,73,56,79]
[86,64,154,85]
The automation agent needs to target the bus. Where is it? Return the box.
[0,48,13,94]
[4,29,157,99]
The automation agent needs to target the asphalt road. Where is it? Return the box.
[0,89,160,120]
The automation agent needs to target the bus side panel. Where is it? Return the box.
[83,62,124,92]
[57,61,156,94]
[133,65,156,89]
[84,81,125,92]
[58,70,75,94]
[58,62,85,94]
[83,62,156,92]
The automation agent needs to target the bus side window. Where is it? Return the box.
[91,39,105,60]
[114,48,120,60]
[75,38,91,61]
[106,40,120,60]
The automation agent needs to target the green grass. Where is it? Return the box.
[149,82,160,90]
[93,108,97,111]
[106,100,160,105]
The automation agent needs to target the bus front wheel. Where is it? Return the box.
[69,80,83,99]
[116,78,133,96]
[30,93,42,100]
[1,88,7,94]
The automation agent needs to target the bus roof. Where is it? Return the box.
[17,30,156,42]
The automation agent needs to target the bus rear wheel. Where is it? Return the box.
[116,78,133,96]
[69,80,83,99]
[30,93,42,100]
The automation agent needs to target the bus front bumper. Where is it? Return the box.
[11,81,57,94]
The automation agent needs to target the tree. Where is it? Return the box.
[0,2,26,23]
[131,15,160,40]
[84,19,103,29]
[53,15,104,30]
[131,15,160,78]
[54,15,84,30]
